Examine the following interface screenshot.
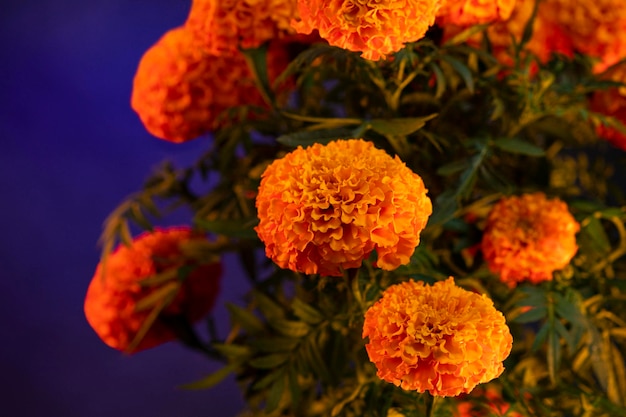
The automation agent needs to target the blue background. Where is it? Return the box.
[1,1,246,415]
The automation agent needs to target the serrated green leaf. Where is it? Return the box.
[250,353,290,369]
[226,303,265,334]
[252,291,286,319]
[368,114,438,136]
[292,298,324,325]
[179,363,238,390]
[492,137,545,156]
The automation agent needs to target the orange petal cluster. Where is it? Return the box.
[255,139,432,276]
[291,0,443,61]
[84,227,222,353]
[362,278,513,397]
[590,63,626,150]
[454,385,522,417]
[540,0,626,73]
[481,193,580,287]
[186,0,299,54]
[130,26,277,143]
[436,0,516,27]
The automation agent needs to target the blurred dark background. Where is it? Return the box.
[1,1,246,415]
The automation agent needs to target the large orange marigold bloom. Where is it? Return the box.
[363,278,513,397]
[185,0,299,54]
[255,139,432,276]
[291,0,443,61]
[84,227,222,353]
[436,0,516,27]
[590,64,626,150]
[540,0,626,73]
[481,193,580,287]
[131,27,275,143]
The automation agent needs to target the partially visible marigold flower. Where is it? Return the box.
[454,385,522,417]
[131,27,285,143]
[291,0,443,61]
[363,278,513,397]
[84,227,222,353]
[186,0,299,54]
[590,62,626,150]
[540,0,626,73]
[481,193,580,287]
[255,139,432,276]
[436,0,516,27]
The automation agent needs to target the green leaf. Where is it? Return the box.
[492,137,545,156]
[368,114,438,136]
[249,353,290,369]
[179,363,238,390]
[437,160,469,176]
[430,62,447,99]
[241,44,274,107]
[266,372,286,413]
[581,217,612,255]
[513,306,548,323]
[252,291,286,319]
[443,24,488,46]
[440,55,475,94]
[249,337,300,352]
[212,343,253,359]
[292,298,324,325]
[134,281,180,312]
[531,322,551,352]
[269,319,310,338]
[226,303,265,334]
[194,218,259,239]
[251,367,286,391]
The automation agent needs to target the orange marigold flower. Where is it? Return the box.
[255,139,432,276]
[436,0,516,27]
[131,27,280,143]
[590,63,626,150]
[540,0,626,73]
[481,193,580,287]
[362,278,513,397]
[291,0,443,61]
[84,227,222,353]
[185,0,299,54]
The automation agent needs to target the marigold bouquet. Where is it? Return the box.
[86,0,626,415]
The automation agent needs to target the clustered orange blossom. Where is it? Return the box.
[84,227,222,353]
[291,0,442,61]
[590,63,626,151]
[130,27,285,143]
[481,193,580,287]
[436,0,516,27]
[255,139,432,276]
[363,278,513,397]
[540,0,626,73]
[186,0,299,54]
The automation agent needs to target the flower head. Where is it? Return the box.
[255,139,432,276]
[131,27,282,143]
[436,0,516,27]
[292,0,443,61]
[590,63,626,150]
[84,227,222,353]
[186,0,299,54]
[540,0,626,72]
[363,278,513,397]
[481,193,580,287]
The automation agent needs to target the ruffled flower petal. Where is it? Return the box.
[255,139,432,276]
[363,278,513,397]
[481,193,580,287]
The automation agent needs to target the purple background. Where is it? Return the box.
[1,1,246,415]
